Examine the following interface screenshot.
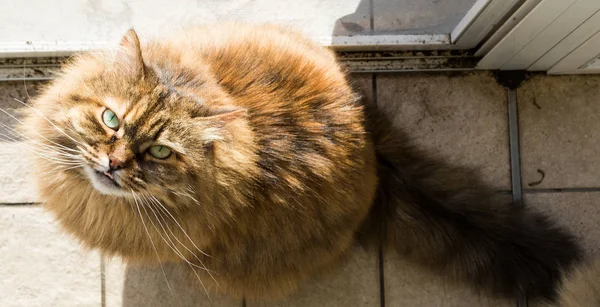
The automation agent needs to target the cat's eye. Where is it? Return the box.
[102,109,119,130]
[148,145,172,159]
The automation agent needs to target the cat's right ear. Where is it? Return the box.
[113,29,145,79]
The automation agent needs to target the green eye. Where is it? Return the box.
[148,145,172,159]
[102,109,119,130]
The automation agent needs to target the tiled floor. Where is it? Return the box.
[1,72,599,306]
[518,75,600,189]
[373,73,512,307]
[0,206,101,306]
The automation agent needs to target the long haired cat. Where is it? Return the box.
[20,23,589,303]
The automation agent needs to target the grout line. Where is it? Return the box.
[2,186,595,207]
[101,257,106,307]
[0,202,39,206]
[507,88,528,307]
[378,245,385,307]
[372,74,378,109]
[508,88,523,206]
[524,187,600,193]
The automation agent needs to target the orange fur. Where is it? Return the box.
[22,23,377,300]
[23,22,586,304]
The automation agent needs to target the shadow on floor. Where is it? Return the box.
[123,263,233,306]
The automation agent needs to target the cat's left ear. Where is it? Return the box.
[198,108,248,143]
[207,108,247,124]
[114,29,145,79]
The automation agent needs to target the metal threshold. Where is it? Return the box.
[0,49,479,82]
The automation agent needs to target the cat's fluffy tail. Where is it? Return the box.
[367,107,583,301]
[554,257,600,306]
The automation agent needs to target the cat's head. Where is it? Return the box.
[22,29,256,206]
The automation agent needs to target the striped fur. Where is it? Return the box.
[22,23,586,302]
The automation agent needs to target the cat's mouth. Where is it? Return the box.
[94,170,120,187]
[83,165,130,197]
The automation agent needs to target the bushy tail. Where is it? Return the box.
[554,258,600,306]
[366,106,583,301]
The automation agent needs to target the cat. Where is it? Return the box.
[18,22,590,303]
[555,258,600,306]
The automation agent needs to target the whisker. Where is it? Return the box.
[53,164,84,172]
[0,106,82,153]
[172,190,200,204]
[139,195,212,299]
[78,149,109,171]
[145,195,216,272]
[22,65,30,99]
[148,196,219,287]
[79,149,98,162]
[128,176,146,189]
[38,164,83,176]
[10,98,84,147]
[0,129,80,159]
[0,122,79,154]
[0,142,81,164]
[0,136,84,166]
[130,191,173,295]
[176,187,219,232]
[140,195,209,270]
[77,143,101,158]
[149,196,213,259]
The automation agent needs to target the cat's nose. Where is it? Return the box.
[109,155,125,170]
[108,142,133,170]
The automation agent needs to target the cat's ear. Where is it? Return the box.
[197,108,248,143]
[114,29,145,79]
[206,108,247,125]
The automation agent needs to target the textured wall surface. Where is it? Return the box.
[1,73,599,306]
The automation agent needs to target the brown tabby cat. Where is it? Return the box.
[19,23,590,303]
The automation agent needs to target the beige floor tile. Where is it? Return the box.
[0,142,39,203]
[249,246,380,307]
[0,82,43,204]
[376,72,510,189]
[0,205,101,307]
[525,192,600,255]
[105,259,240,307]
[519,75,600,189]
[0,81,40,124]
[373,0,477,34]
[384,253,513,307]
